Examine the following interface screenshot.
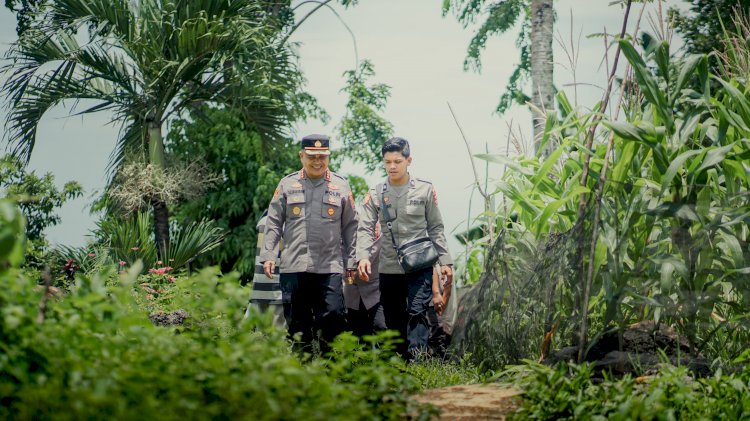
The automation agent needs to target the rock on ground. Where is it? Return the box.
[149,309,190,326]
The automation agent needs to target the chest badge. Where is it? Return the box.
[292,206,301,216]
[327,183,339,190]
[327,208,335,216]
[291,182,302,188]
[328,196,338,204]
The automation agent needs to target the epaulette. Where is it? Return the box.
[282,171,298,180]
[329,171,347,181]
[415,177,433,184]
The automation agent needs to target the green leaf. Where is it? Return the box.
[696,143,735,173]
[611,141,639,186]
[535,185,589,232]
[531,140,567,189]
[660,149,703,193]
[618,39,673,130]
[653,41,670,86]
[604,121,652,143]
[557,90,573,116]
[671,54,704,106]
[714,77,750,128]
[475,153,534,176]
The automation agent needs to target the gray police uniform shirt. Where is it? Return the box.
[250,214,282,305]
[356,175,452,274]
[343,235,381,310]
[261,169,358,274]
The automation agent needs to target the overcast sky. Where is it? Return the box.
[0,0,685,259]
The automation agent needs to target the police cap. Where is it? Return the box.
[301,134,331,156]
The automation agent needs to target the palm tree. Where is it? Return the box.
[2,0,293,253]
[443,0,555,157]
[530,0,554,158]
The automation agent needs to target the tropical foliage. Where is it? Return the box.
[462,34,750,366]
[0,154,81,271]
[0,204,431,420]
[336,60,393,173]
[442,0,531,113]
[167,106,300,278]
[0,154,81,242]
[1,0,306,249]
[508,359,750,419]
[670,0,750,57]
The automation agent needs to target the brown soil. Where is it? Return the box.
[413,383,522,420]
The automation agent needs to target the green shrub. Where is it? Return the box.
[0,267,430,420]
[0,205,430,420]
[507,360,750,420]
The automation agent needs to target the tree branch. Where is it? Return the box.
[447,102,494,244]
[281,0,359,70]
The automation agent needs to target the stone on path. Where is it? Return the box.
[413,383,522,420]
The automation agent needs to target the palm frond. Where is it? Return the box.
[45,0,136,43]
[107,117,146,179]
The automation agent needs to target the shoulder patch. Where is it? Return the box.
[432,186,438,205]
[348,191,355,210]
[363,192,371,206]
[370,188,381,206]
[273,186,281,198]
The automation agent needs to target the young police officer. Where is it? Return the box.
[356,137,453,359]
[261,134,358,354]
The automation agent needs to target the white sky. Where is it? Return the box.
[0,0,685,259]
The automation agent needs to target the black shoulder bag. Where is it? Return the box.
[380,187,439,273]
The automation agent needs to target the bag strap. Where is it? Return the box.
[379,184,400,252]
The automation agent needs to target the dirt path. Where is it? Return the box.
[413,383,522,420]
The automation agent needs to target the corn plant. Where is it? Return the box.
[466,36,750,363]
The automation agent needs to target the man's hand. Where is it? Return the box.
[432,291,445,315]
[357,259,371,282]
[263,261,275,279]
[345,269,357,284]
[441,264,453,287]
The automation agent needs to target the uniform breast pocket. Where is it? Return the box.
[322,193,342,220]
[406,204,424,217]
[286,195,306,219]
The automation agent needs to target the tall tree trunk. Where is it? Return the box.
[146,117,169,257]
[530,0,555,158]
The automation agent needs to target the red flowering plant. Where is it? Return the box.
[135,264,179,308]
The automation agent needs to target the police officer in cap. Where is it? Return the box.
[261,134,358,354]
